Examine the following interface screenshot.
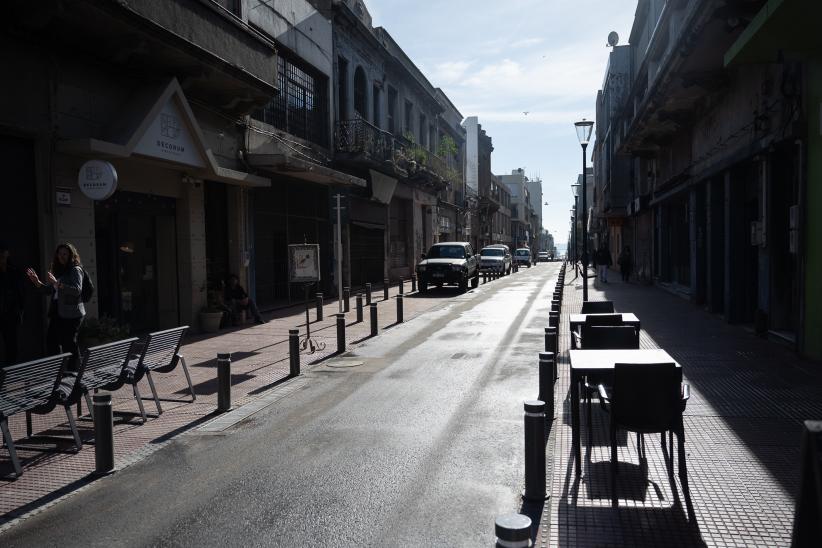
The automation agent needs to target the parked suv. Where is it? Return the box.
[416,242,480,293]
[537,251,550,263]
[513,248,532,268]
[479,245,512,275]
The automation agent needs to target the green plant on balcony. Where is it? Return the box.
[437,135,458,159]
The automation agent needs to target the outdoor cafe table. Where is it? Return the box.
[568,348,681,475]
[569,312,641,349]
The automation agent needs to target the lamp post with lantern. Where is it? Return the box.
[574,118,594,301]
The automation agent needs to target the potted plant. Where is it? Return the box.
[79,316,130,348]
[199,289,226,333]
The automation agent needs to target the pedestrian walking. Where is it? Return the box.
[618,246,633,283]
[0,241,25,366]
[26,243,87,370]
[595,246,612,283]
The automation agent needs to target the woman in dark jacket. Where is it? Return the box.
[25,243,85,367]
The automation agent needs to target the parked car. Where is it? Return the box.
[537,251,550,263]
[513,248,532,268]
[416,242,480,293]
[479,245,512,275]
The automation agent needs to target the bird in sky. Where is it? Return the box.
[523,111,529,116]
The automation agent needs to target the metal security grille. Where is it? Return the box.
[256,56,329,147]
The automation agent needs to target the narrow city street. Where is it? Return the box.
[1,265,560,547]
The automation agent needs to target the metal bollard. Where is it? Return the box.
[523,400,547,501]
[366,283,372,305]
[344,287,351,313]
[549,311,559,330]
[551,300,559,313]
[370,303,378,337]
[538,352,555,416]
[495,514,532,548]
[383,278,389,301]
[92,393,115,475]
[289,329,300,377]
[396,294,404,323]
[217,352,232,412]
[399,278,404,295]
[544,327,557,357]
[411,275,417,292]
[316,293,324,321]
[356,295,364,323]
[336,313,346,353]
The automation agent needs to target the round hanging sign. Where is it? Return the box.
[78,160,118,200]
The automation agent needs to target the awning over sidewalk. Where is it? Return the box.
[58,78,269,187]
[245,153,366,187]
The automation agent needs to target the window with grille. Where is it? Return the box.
[254,54,329,147]
[387,87,397,134]
[354,67,367,119]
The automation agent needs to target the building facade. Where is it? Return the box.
[600,0,820,358]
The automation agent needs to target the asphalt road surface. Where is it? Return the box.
[3,263,560,547]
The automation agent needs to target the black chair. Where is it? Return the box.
[598,363,690,507]
[584,313,623,326]
[580,300,615,314]
[578,326,640,440]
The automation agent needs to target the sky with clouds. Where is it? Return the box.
[367,0,637,248]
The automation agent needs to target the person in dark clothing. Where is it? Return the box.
[618,246,633,282]
[26,243,85,369]
[0,241,25,366]
[595,246,612,283]
[224,274,264,325]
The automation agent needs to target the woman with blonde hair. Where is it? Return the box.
[26,243,86,368]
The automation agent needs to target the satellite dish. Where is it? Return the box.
[607,31,619,47]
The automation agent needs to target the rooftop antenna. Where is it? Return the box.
[607,31,619,48]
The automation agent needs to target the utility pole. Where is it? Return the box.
[333,194,344,313]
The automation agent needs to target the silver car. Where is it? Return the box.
[479,245,512,275]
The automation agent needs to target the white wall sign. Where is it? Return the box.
[288,244,321,283]
[56,190,72,206]
[78,160,118,200]
[133,97,206,168]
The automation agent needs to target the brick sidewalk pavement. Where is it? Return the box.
[535,268,822,547]
[0,278,499,527]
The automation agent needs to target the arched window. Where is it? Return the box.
[354,66,367,119]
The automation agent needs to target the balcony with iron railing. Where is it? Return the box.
[334,118,462,189]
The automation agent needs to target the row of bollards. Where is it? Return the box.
[494,265,567,542]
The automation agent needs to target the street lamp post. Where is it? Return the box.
[574,118,594,301]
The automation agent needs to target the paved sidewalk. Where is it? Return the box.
[0,278,498,526]
[537,268,821,547]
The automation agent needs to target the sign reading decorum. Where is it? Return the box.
[78,160,118,200]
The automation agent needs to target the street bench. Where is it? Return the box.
[102,326,192,422]
[0,353,70,477]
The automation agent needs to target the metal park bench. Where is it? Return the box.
[0,353,70,477]
[102,326,192,422]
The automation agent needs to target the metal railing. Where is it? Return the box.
[335,118,395,164]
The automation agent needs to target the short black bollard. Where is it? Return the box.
[538,352,555,416]
[383,278,389,301]
[289,329,300,377]
[399,278,404,295]
[482,272,487,284]
[217,352,232,412]
[544,327,557,359]
[551,300,559,313]
[316,293,324,321]
[411,275,417,292]
[336,313,346,353]
[366,283,372,305]
[523,400,547,501]
[356,295,364,323]
[495,514,532,548]
[396,294,404,323]
[343,287,351,313]
[549,311,559,330]
[370,303,378,337]
[92,393,115,475]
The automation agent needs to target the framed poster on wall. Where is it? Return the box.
[288,244,321,283]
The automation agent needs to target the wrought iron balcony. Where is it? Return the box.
[335,118,396,166]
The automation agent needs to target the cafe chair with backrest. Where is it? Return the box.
[580,300,615,314]
[572,313,627,348]
[598,362,690,507]
[578,326,639,442]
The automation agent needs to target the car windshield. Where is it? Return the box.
[481,249,504,257]
[427,245,465,259]
[515,250,530,256]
